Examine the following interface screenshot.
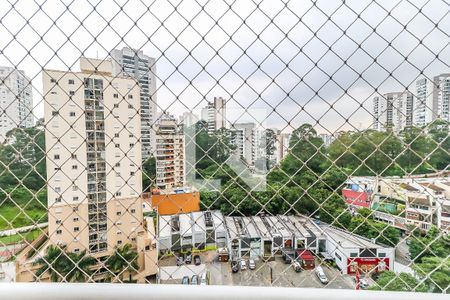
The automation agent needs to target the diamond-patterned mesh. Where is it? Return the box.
[0,0,449,294]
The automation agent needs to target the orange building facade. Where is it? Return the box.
[149,191,200,215]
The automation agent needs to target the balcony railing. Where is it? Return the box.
[0,284,447,300]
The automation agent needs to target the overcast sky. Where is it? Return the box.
[0,0,449,134]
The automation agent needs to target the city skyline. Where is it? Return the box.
[0,0,449,134]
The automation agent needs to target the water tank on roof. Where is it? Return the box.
[351,184,359,191]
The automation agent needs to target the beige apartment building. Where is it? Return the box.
[16,57,157,282]
[155,114,185,190]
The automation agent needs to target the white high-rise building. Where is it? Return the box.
[415,78,439,127]
[373,92,413,133]
[230,122,256,165]
[0,67,33,141]
[179,111,199,128]
[201,97,226,133]
[373,92,414,132]
[155,114,185,190]
[433,73,450,122]
[111,47,157,161]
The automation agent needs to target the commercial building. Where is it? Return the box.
[16,57,157,282]
[201,97,226,133]
[157,212,394,275]
[372,92,413,133]
[111,47,157,161]
[155,114,185,190]
[0,67,33,141]
[275,132,290,165]
[157,210,227,253]
[321,225,394,275]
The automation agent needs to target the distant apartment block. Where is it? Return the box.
[413,74,450,127]
[275,132,290,165]
[155,114,185,190]
[32,57,157,282]
[0,67,33,141]
[230,122,256,166]
[373,92,413,133]
[111,47,157,161]
[201,97,226,133]
[179,111,199,128]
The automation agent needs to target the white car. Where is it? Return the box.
[355,278,369,289]
[248,259,256,270]
[240,260,247,270]
[315,266,328,284]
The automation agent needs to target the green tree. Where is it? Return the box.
[105,244,139,282]
[65,250,96,282]
[142,156,156,192]
[370,271,427,292]
[414,256,450,293]
[34,245,70,282]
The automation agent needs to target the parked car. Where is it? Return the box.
[240,259,247,270]
[194,254,201,266]
[231,260,239,273]
[200,272,209,285]
[248,259,256,270]
[176,255,184,266]
[292,261,302,273]
[182,276,190,285]
[191,275,199,285]
[185,254,192,264]
[315,266,328,284]
[354,278,369,289]
[284,256,293,264]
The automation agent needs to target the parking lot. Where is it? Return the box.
[158,251,358,289]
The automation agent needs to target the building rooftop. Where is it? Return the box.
[179,214,193,236]
[191,211,206,233]
[158,215,172,238]
[321,225,386,249]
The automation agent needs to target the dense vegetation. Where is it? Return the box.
[0,127,47,230]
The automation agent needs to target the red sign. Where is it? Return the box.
[347,257,389,274]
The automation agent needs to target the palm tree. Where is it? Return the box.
[33,245,70,282]
[105,244,139,282]
[65,250,96,282]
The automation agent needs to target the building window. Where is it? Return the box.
[350,253,358,258]
[55,197,62,203]
[74,248,80,253]
[117,240,122,245]
[56,229,62,235]
[130,209,136,213]
[50,78,57,83]
[73,196,79,201]
[128,95,133,99]
[52,111,59,116]
[335,253,342,261]
[55,187,61,193]
[113,94,118,98]
[115,192,121,197]
[130,171,135,176]
[56,219,62,224]
[114,103,119,108]
[73,217,79,222]
[72,185,78,191]
[74,227,80,232]
[54,154,60,160]
[72,165,78,170]
[115,144,120,148]
[69,91,75,96]
[379,252,386,257]
[68,79,74,85]
[128,104,133,109]
[71,154,77,159]
[69,111,76,117]
[114,133,119,138]
[115,162,120,167]
[116,211,122,216]
[145,245,150,251]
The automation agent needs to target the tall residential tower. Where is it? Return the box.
[111,47,157,161]
[0,67,33,141]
